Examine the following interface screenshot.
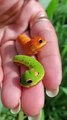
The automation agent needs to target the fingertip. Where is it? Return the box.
[10,99,21,114]
[1,77,21,109]
[21,82,44,116]
[42,56,62,90]
[37,51,62,90]
[46,87,59,97]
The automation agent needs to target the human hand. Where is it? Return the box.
[0,0,62,119]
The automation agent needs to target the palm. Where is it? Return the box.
[0,0,62,117]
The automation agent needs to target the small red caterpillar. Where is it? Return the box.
[17,34,46,55]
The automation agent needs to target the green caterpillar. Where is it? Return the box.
[13,55,45,88]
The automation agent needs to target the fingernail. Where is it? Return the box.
[28,112,41,120]
[46,87,59,97]
[10,100,21,114]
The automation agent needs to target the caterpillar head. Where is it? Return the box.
[20,70,40,88]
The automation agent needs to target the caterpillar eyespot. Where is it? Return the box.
[34,71,39,76]
[39,39,43,43]
[26,79,33,84]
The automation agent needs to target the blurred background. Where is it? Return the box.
[0,0,67,120]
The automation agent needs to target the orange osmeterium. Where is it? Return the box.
[17,34,46,55]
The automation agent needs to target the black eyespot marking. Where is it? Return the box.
[27,79,33,83]
[39,39,43,43]
[38,72,39,75]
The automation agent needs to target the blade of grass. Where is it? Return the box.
[39,0,51,9]
[60,87,67,95]
[47,0,58,19]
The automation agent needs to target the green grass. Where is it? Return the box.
[0,0,67,120]
[45,0,67,120]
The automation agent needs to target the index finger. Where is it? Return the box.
[30,6,62,91]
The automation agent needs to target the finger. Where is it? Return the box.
[0,0,18,15]
[0,56,3,88]
[30,5,62,90]
[0,0,24,29]
[15,31,44,116]
[28,111,41,120]
[21,82,44,116]
[15,0,46,31]
[0,0,24,16]
[15,31,30,55]
[1,41,21,108]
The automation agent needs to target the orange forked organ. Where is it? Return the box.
[17,34,46,55]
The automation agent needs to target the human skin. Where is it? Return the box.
[0,0,62,116]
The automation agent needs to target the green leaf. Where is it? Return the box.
[41,109,45,120]
[39,0,51,9]
[61,45,67,59]
[0,100,3,113]
[46,0,58,19]
[18,111,26,120]
[0,90,4,113]
[60,87,67,95]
